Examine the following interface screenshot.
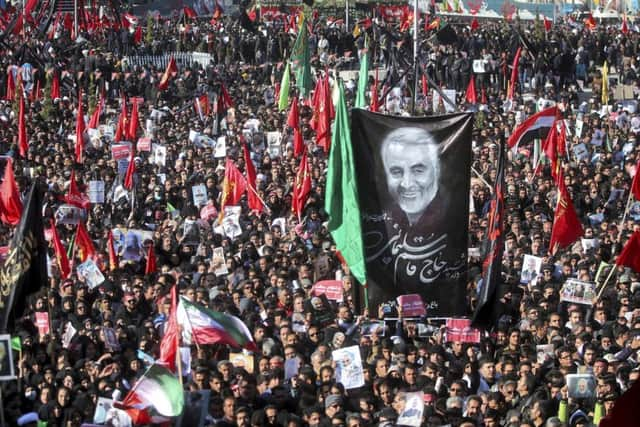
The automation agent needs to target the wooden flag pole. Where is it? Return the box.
[597,189,634,301]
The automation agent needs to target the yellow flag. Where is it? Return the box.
[602,61,609,105]
[352,24,361,38]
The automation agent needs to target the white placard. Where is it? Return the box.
[212,247,228,276]
[396,392,425,427]
[332,345,365,390]
[89,180,105,204]
[77,259,106,289]
[62,322,77,349]
[432,89,457,113]
[192,184,208,207]
[222,206,242,239]
[152,144,167,166]
[214,136,227,158]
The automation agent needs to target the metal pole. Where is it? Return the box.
[0,387,6,427]
[345,0,349,33]
[74,0,78,39]
[412,0,419,114]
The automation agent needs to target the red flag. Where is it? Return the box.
[115,96,128,142]
[310,75,332,153]
[75,222,96,262]
[88,94,104,129]
[507,47,522,100]
[464,76,477,104]
[0,158,22,226]
[616,231,640,273]
[426,16,440,31]
[293,127,304,158]
[51,72,60,100]
[183,6,197,18]
[242,142,262,214]
[33,78,41,101]
[212,1,222,20]
[193,94,210,120]
[622,14,629,35]
[17,96,27,158]
[219,158,247,213]
[631,161,640,200]
[124,151,135,190]
[470,17,479,31]
[64,170,91,209]
[287,99,299,129]
[599,377,640,427]
[133,25,142,44]
[220,83,234,110]
[549,174,583,254]
[5,70,14,101]
[158,286,179,372]
[51,223,70,279]
[292,151,311,221]
[107,229,118,271]
[158,56,177,91]
[422,73,428,97]
[370,68,379,113]
[481,86,487,104]
[145,243,156,275]
[584,14,596,30]
[544,16,552,32]
[75,90,85,163]
[128,98,139,141]
[12,13,24,36]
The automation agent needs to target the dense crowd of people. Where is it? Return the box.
[0,5,639,427]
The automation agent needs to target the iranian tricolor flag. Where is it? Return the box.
[177,296,258,351]
[121,364,184,418]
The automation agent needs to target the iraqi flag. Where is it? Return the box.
[121,364,184,418]
[507,106,557,149]
[176,296,257,351]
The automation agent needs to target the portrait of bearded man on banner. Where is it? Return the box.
[380,127,441,226]
[351,110,473,316]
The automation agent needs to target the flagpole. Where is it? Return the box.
[246,181,271,214]
[412,0,418,115]
[596,264,618,301]
[345,0,349,34]
[180,297,202,353]
[176,325,184,387]
[597,190,634,300]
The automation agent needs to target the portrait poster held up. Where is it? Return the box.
[350,111,473,316]
[332,345,365,390]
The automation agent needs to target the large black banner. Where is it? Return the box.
[350,111,473,317]
[0,184,47,332]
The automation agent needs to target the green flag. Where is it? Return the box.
[278,62,291,112]
[325,81,367,287]
[11,336,21,351]
[355,45,369,109]
[290,17,312,98]
[37,421,47,427]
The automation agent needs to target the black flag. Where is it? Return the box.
[430,23,458,45]
[350,111,472,316]
[472,142,506,329]
[0,184,47,332]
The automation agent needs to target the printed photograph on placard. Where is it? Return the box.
[560,279,596,306]
[360,320,386,337]
[536,344,554,365]
[332,345,365,390]
[0,334,15,380]
[520,254,542,286]
[566,374,596,399]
